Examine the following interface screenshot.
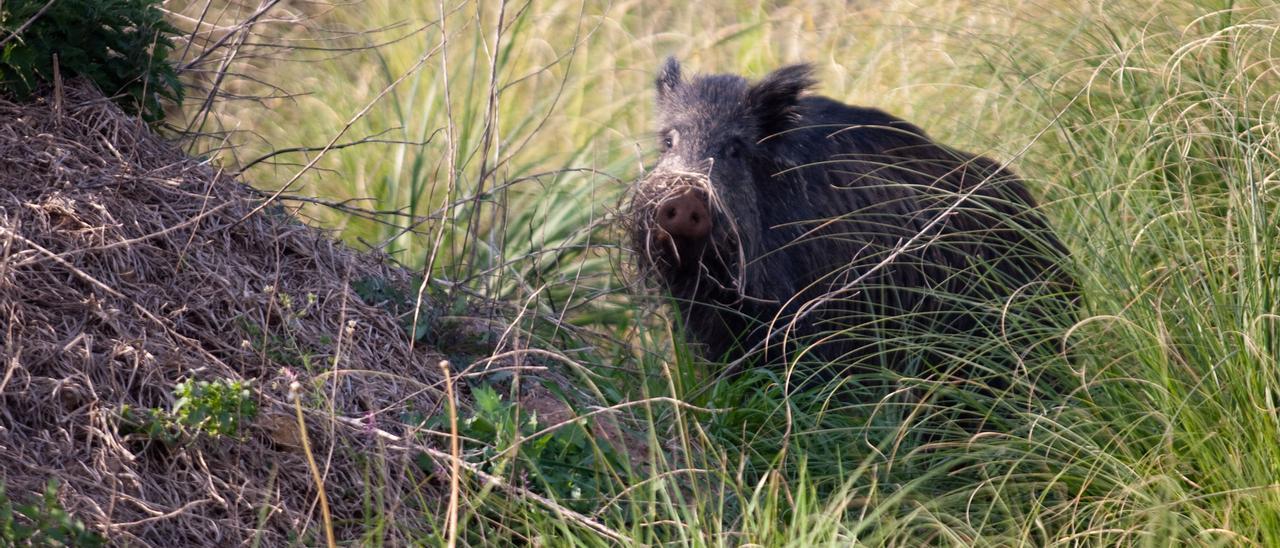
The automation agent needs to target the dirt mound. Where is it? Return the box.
[0,82,451,545]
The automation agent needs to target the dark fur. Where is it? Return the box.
[631,59,1076,377]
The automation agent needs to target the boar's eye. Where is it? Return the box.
[661,130,678,152]
[722,137,746,159]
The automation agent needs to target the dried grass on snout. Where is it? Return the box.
[0,81,452,545]
[623,168,755,305]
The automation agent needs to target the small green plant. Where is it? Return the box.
[172,378,259,438]
[119,405,182,445]
[419,382,627,514]
[238,289,328,373]
[122,377,258,442]
[0,0,183,122]
[0,480,104,547]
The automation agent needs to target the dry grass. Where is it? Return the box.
[0,80,454,545]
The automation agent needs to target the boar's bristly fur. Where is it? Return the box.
[629,58,1076,381]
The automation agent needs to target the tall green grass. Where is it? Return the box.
[179,0,1280,544]
[1009,4,1280,543]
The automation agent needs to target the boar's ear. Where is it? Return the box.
[746,63,816,139]
[656,57,683,101]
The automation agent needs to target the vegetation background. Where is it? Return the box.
[19,0,1280,544]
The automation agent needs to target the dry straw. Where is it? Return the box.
[0,81,454,545]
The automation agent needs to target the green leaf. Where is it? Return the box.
[472,384,502,415]
[0,0,183,122]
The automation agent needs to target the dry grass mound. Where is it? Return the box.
[0,82,451,545]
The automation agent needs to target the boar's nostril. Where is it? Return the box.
[654,188,712,241]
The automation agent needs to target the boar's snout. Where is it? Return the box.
[656,188,712,242]
[634,176,715,271]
